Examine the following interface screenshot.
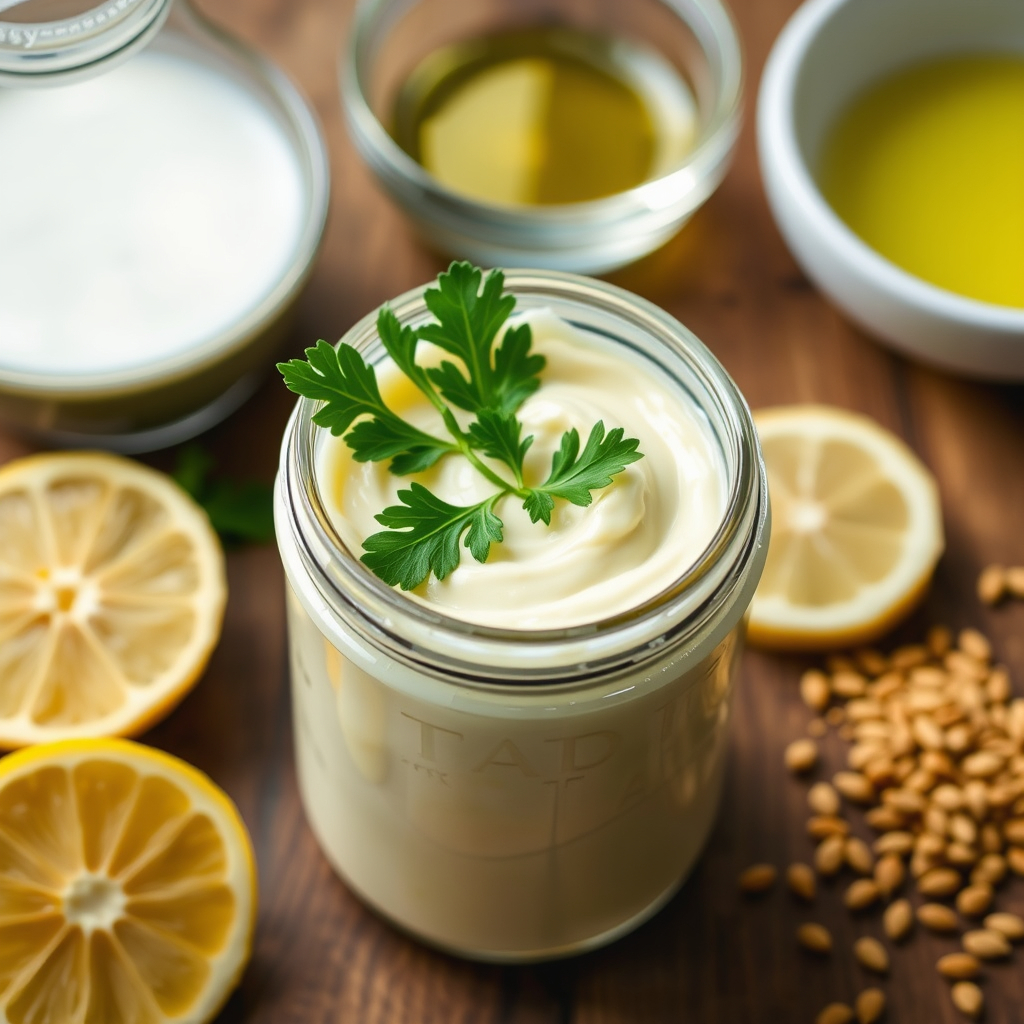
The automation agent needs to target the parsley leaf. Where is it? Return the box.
[377,306,434,400]
[419,262,545,416]
[466,410,533,486]
[278,340,454,474]
[523,421,644,525]
[421,358,482,416]
[491,322,545,415]
[203,481,276,543]
[361,483,503,590]
[173,445,275,545]
[278,263,645,589]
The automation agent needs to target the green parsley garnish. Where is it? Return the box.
[278,262,643,590]
[173,444,275,545]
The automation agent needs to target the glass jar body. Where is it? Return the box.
[282,575,746,960]
[275,270,768,960]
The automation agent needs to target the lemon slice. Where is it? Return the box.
[749,405,944,650]
[0,453,226,748]
[0,738,256,1024]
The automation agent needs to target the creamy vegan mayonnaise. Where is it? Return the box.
[318,310,725,627]
[277,274,768,961]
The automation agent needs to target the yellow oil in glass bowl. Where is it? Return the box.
[391,27,697,207]
[819,56,1024,309]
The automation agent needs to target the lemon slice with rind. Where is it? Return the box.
[0,738,256,1024]
[749,405,944,650]
[0,453,226,748]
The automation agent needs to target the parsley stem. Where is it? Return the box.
[439,407,529,499]
[413,372,450,418]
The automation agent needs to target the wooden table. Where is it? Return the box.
[4,0,1023,1019]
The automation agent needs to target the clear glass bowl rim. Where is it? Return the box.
[340,0,744,227]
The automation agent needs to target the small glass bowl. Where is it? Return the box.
[341,0,742,274]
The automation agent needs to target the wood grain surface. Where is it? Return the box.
[3,0,1023,1020]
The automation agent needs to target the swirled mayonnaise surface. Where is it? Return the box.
[318,310,725,629]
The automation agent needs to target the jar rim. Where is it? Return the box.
[0,0,171,82]
[278,270,768,685]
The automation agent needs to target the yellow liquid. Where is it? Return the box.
[819,56,1024,308]
[391,28,696,206]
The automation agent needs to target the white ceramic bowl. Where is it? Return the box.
[757,0,1024,381]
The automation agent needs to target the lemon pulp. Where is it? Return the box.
[0,739,255,1024]
[0,453,226,747]
[749,406,944,650]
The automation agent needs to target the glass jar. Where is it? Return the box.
[0,0,328,451]
[275,271,769,961]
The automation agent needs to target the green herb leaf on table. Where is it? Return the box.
[202,481,276,543]
[173,445,276,545]
[277,261,643,587]
[523,421,644,526]
[278,339,454,474]
[361,483,503,590]
[173,442,214,500]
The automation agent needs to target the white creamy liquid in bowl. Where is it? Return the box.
[0,46,306,377]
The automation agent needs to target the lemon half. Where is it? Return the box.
[0,738,256,1024]
[749,405,944,650]
[0,453,226,748]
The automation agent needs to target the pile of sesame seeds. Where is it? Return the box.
[740,624,1024,1023]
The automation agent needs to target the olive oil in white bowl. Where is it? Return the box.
[758,0,1024,380]
[819,55,1024,311]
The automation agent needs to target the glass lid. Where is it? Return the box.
[0,0,170,83]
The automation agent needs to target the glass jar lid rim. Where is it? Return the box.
[0,0,170,81]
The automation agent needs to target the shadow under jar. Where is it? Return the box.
[342,0,743,273]
[0,0,329,451]
[275,271,769,961]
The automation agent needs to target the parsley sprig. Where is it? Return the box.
[279,262,643,590]
[173,445,275,545]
